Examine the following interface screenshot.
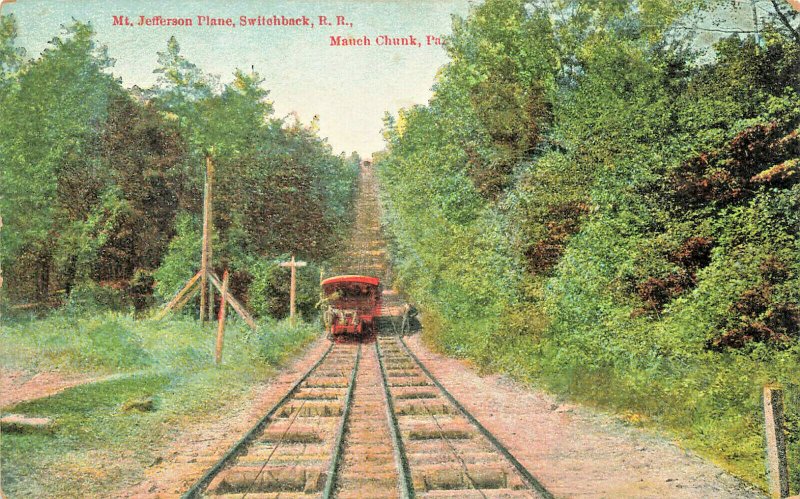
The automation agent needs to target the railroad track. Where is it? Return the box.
[181,333,552,498]
[182,341,361,498]
[181,165,551,498]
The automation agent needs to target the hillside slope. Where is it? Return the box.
[376,0,799,492]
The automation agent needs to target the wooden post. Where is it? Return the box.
[200,156,214,322]
[290,255,296,322]
[0,215,3,326]
[763,386,790,498]
[0,215,4,292]
[280,255,307,324]
[215,270,229,365]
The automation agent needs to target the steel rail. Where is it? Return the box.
[181,341,335,499]
[322,343,362,498]
[418,390,488,498]
[376,337,415,499]
[241,395,308,498]
[396,335,555,499]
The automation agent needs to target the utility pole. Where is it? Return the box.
[752,0,761,46]
[156,154,257,333]
[280,255,307,324]
[200,155,214,322]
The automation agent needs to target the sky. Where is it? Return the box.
[4,0,472,157]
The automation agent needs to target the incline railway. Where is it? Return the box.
[180,165,553,498]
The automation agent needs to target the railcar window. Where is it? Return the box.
[326,284,375,299]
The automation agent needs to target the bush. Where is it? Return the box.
[64,281,131,314]
[152,212,201,302]
[244,318,319,365]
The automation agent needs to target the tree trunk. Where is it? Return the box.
[63,254,78,299]
[35,248,51,303]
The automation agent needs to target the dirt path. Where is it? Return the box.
[1,369,104,408]
[402,334,765,498]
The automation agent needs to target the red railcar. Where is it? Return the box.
[321,275,381,335]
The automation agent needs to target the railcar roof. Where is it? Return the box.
[321,275,380,287]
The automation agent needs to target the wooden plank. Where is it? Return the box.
[173,282,200,311]
[215,270,229,365]
[763,386,790,498]
[155,271,202,320]
[208,272,257,330]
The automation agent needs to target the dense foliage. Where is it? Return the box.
[0,21,358,315]
[377,0,799,490]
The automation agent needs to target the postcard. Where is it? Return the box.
[1,1,797,497]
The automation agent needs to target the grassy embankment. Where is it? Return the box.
[417,306,799,491]
[375,0,800,492]
[0,312,319,497]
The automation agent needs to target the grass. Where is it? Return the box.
[0,311,320,498]
[419,306,800,495]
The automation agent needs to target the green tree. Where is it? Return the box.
[0,22,117,301]
[0,14,25,87]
